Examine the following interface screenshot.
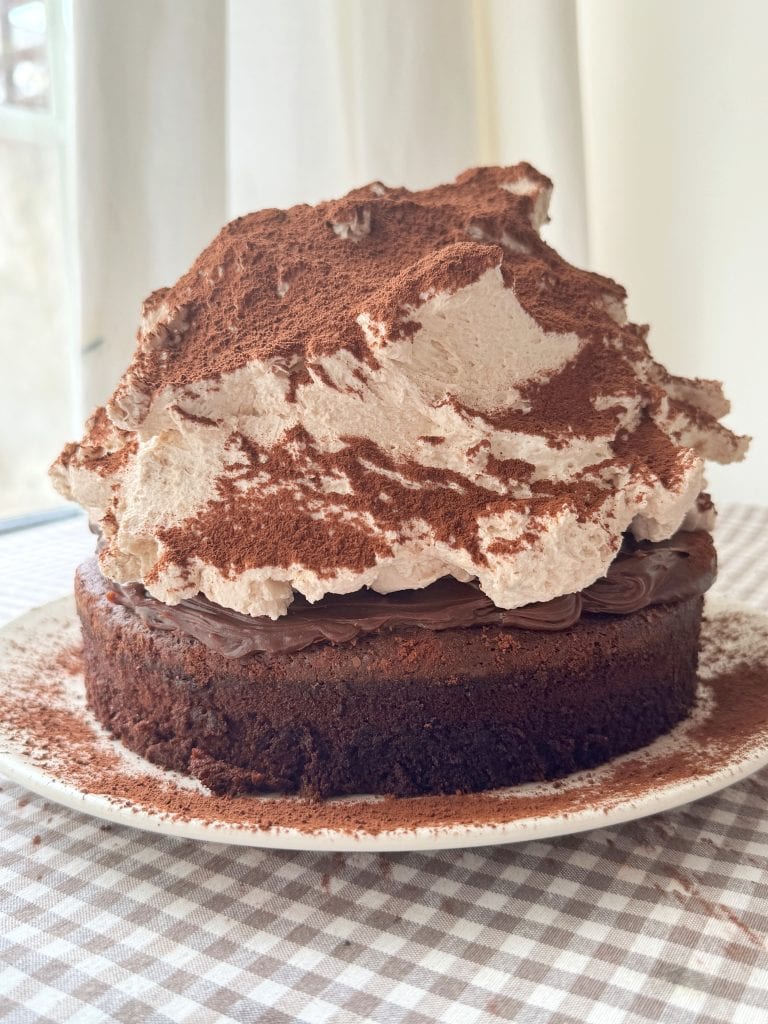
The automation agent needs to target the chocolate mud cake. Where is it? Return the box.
[51,164,748,798]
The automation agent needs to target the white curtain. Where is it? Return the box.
[577,0,768,504]
[227,0,589,264]
[73,0,768,504]
[73,0,227,414]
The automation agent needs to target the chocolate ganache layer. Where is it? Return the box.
[104,529,716,659]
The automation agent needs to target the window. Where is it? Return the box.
[1,0,50,109]
[0,0,74,522]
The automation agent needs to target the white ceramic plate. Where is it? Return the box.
[0,595,766,852]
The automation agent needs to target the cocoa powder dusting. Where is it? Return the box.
[170,405,219,427]
[613,417,686,490]
[1,605,766,839]
[107,164,630,402]
[56,406,138,478]
[462,341,651,442]
[155,430,538,576]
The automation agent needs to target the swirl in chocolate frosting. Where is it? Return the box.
[105,530,716,659]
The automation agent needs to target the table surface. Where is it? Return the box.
[1,507,767,1024]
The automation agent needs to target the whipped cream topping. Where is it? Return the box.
[51,164,749,619]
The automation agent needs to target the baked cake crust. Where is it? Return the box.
[76,559,702,799]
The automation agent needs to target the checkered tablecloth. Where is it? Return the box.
[1,506,768,1024]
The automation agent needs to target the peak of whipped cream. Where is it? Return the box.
[51,164,749,619]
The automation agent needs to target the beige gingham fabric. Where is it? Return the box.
[1,506,767,1024]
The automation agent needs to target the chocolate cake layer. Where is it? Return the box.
[77,559,703,799]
